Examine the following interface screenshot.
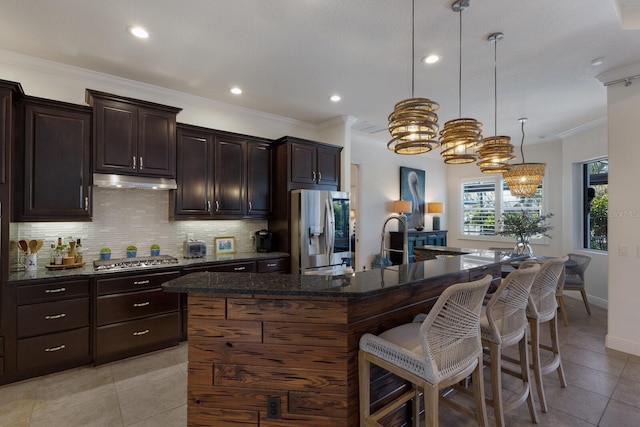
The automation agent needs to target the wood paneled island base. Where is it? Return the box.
[163,250,507,426]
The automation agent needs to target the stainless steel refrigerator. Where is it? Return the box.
[290,189,351,274]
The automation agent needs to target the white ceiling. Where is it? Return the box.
[1,0,639,147]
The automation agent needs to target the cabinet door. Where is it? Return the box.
[317,146,340,187]
[137,106,176,177]
[214,136,245,216]
[290,142,317,185]
[247,141,271,217]
[0,87,12,184]
[174,128,212,217]
[93,98,137,174]
[21,102,91,220]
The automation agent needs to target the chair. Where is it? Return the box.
[481,264,540,427]
[557,253,592,325]
[521,257,568,412]
[359,275,492,427]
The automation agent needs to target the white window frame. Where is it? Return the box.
[459,175,549,244]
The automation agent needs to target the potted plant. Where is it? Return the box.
[100,247,111,260]
[126,245,137,258]
[498,209,553,257]
[150,243,160,256]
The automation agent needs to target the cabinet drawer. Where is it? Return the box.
[97,271,180,295]
[97,289,179,326]
[17,279,89,305]
[17,327,90,371]
[190,261,257,273]
[96,312,180,358]
[17,297,90,338]
[257,258,288,273]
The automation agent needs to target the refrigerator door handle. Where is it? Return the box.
[325,198,335,257]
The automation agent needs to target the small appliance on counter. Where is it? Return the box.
[255,229,273,253]
[183,240,207,258]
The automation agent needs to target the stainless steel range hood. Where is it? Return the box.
[92,173,177,190]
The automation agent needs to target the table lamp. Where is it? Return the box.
[427,202,444,230]
[391,200,412,231]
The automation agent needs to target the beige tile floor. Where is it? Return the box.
[1,296,639,426]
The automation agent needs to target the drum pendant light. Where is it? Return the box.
[387,0,440,155]
[503,118,546,196]
[439,0,482,164]
[477,32,515,173]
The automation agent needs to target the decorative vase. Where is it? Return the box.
[514,236,533,257]
[150,249,160,256]
[100,252,111,260]
[126,250,137,258]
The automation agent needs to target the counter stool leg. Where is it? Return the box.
[529,318,548,412]
[358,351,371,424]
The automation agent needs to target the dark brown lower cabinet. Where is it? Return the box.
[15,279,91,375]
[94,270,181,364]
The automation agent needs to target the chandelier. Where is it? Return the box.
[503,118,546,196]
[387,0,440,154]
[439,0,482,164]
[477,32,514,173]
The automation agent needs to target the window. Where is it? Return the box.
[583,159,608,251]
[462,177,543,238]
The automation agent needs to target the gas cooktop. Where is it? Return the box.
[93,255,180,271]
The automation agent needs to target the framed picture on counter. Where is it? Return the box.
[214,236,236,254]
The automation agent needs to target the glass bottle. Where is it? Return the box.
[75,238,83,263]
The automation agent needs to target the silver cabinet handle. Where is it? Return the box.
[312,171,316,181]
[215,200,219,211]
[45,313,66,320]
[318,172,322,181]
[267,263,277,267]
[139,156,143,169]
[207,200,211,213]
[84,196,89,211]
[45,345,66,352]
[133,302,150,307]
[233,266,246,271]
[45,287,66,293]
[133,329,150,336]
[248,201,252,211]
[132,156,136,169]
[133,280,150,285]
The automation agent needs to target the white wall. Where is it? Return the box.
[602,71,640,356]
[351,132,447,271]
[561,122,609,307]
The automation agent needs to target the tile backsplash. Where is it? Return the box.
[10,187,268,269]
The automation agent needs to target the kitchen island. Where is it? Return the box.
[162,248,512,426]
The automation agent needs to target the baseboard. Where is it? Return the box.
[606,334,640,357]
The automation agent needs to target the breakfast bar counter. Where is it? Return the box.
[162,249,511,426]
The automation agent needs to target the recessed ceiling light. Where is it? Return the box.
[230,87,242,95]
[129,26,149,39]
[329,94,341,102]
[423,55,440,64]
[590,57,604,66]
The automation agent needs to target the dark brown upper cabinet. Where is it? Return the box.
[13,97,92,221]
[172,124,272,220]
[86,90,181,178]
[279,136,341,189]
[0,81,23,185]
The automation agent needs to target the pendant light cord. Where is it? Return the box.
[458,8,462,117]
[493,35,497,136]
[411,0,415,98]
[520,119,526,162]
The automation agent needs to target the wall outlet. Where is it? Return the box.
[267,396,281,419]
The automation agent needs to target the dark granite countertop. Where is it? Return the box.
[162,248,517,298]
[7,251,289,284]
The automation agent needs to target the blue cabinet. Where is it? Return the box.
[389,231,448,264]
